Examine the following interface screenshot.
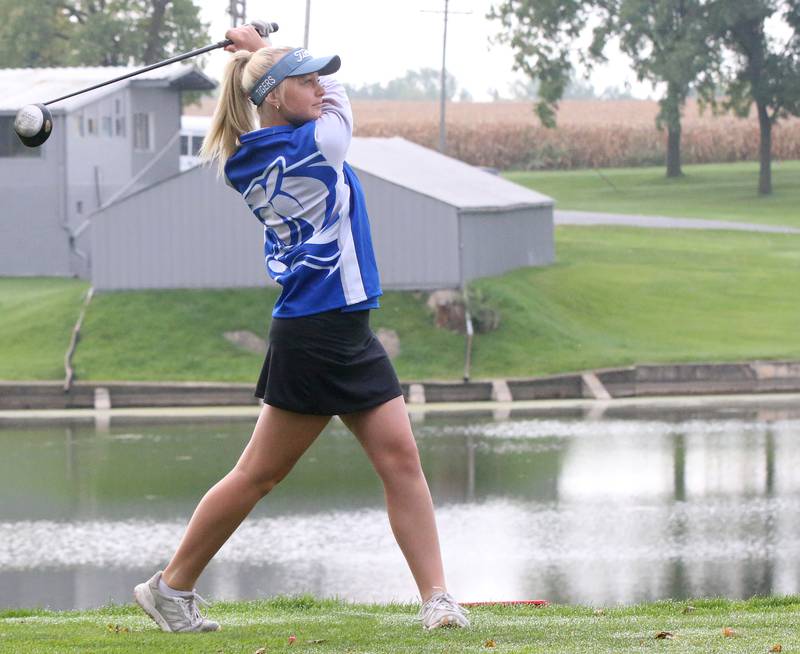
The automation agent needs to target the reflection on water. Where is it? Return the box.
[1,399,799,610]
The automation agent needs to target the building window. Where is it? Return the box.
[74,114,84,137]
[180,134,189,156]
[115,98,122,114]
[115,116,126,137]
[133,112,152,151]
[102,116,112,137]
[191,135,203,156]
[87,117,97,135]
[0,116,42,158]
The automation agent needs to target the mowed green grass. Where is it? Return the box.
[505,160,800,227]
[73,287,466,382]
[470,227,800,377]
[0,277,90,380]
[1,596,798,654]
[2,225,798,383]
[73,287,278,383]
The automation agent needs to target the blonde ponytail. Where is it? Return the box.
[200,46,293,178]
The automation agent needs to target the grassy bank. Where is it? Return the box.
[505,160,800,227]
[1,596,798,653]
[76,227,800,381]
[470,227,800,377]
[0,277,89,380]
[73,288,466,382]
[1,225,798,383]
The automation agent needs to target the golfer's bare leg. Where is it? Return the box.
[162,405,330,591]
[340,395,446,602]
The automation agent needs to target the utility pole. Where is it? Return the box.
[229,0,246,27]
[304,0,311,49]
[422,2,471,154]
[439,0,449,153]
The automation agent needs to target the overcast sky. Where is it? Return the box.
[197,0,657,101]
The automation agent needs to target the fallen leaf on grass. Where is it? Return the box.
[655,631,675,639]
[106,623,129,633]
[484,639,497,648]
[307,640,327,644]
[594,609,606,616]
[722,627,737,638]
[682,605,695,614]
[769,645,782,652]
[254,648,266,654]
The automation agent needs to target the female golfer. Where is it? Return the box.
[133,24,469,633]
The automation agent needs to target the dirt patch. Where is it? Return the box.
[224,331,267,355]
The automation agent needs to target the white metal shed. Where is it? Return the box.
[0,64,215,277]
[89,136,554,291]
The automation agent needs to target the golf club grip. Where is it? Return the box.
[215,20,279,48]
[249,20,279,37]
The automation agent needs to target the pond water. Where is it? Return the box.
[1,398,799,610]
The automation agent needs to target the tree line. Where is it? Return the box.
[0,0,209,68]
[3,1,795,193]
[490,0,800,194]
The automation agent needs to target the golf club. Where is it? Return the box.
[13,19,278,148]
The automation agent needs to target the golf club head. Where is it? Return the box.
[14,103,53,148]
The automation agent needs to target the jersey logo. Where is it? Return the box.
[242,154,343,280]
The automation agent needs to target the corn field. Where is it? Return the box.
[350,99,800,170]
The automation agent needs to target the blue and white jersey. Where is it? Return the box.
[224,77,382,318]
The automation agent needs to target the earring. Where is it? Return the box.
[273,103,280,112]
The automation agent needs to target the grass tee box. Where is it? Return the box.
[1,596,799,653]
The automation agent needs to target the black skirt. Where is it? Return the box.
[255,309,403,415]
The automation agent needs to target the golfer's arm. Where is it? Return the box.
[314,77,353,169]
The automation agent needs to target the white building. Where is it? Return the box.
[1,68,554,288]
[89,135,554,290]
[180,115,211,172]
[0,64,215,277]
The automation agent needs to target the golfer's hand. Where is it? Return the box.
[224,24,269,53]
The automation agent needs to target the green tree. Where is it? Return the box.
[0,0,72,67]
[613,0,716,177]
[565,76,599,99]
[599,83,635,99]
[344,68,459,101]
[488,0,614,126]
[508,73,599,100]
[702,0,800,195]
[0,0,209,68]
[488,0,715,178]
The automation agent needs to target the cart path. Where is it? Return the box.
[555,210,800,234]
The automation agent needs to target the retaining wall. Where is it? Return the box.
[1,361,799,410]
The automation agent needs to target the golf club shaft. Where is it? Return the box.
[43,21,278,106]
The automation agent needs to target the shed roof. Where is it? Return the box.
[0,63,216,114]
[347,137,553,211]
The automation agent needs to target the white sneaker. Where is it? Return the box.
[133,571,220,633]
[418,589,470,629]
